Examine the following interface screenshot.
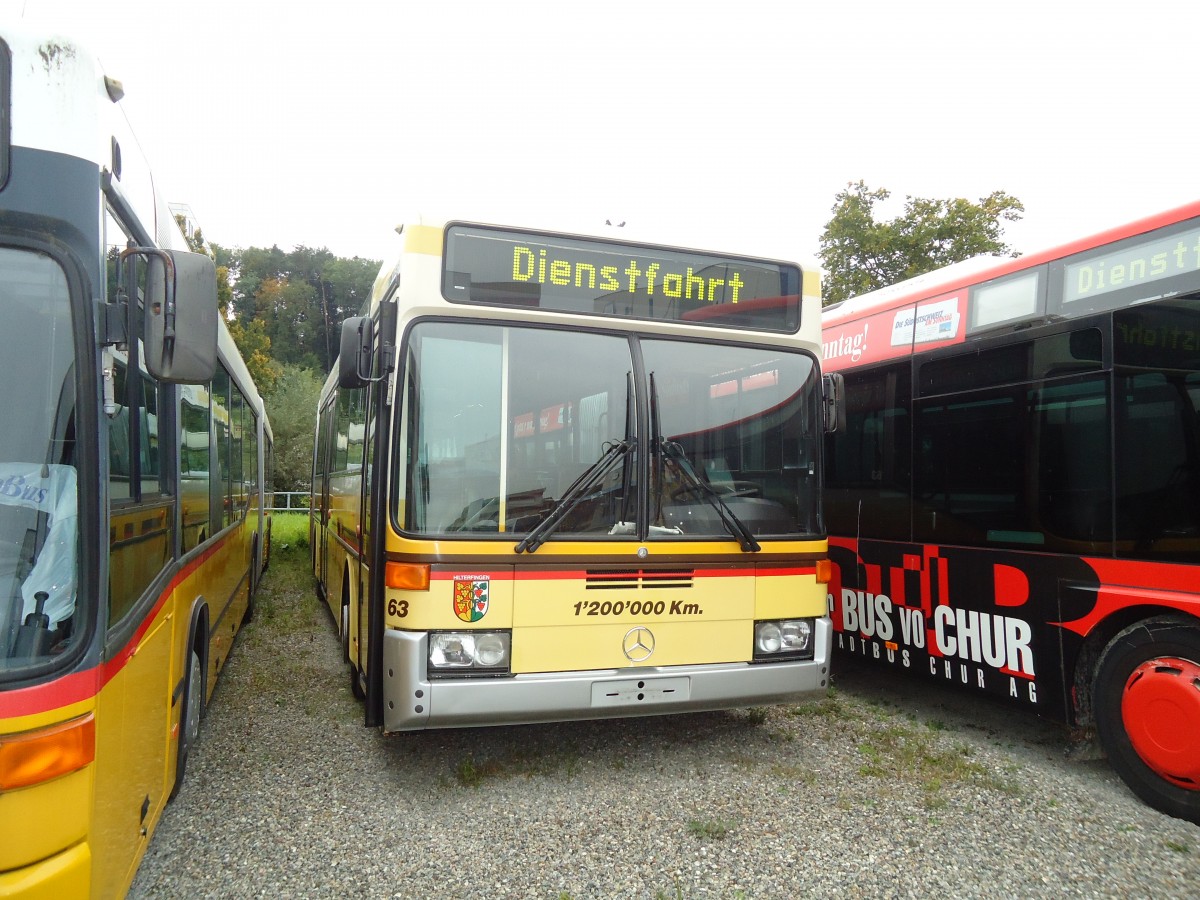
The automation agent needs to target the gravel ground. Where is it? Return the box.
[130,546,1200,899]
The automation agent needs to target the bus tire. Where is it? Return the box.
[243,533,260,624]
[1093,616,1200,824]
[342,595,365,700]
[172,646,205,800]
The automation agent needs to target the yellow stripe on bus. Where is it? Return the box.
[384,537,830,557]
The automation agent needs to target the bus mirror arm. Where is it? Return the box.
[822,372,846,434]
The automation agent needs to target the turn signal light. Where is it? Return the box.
[386,562,430,591]
[0,714,95,791]
[815,558,833,585]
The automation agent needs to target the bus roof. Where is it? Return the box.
[823,199,1200,329]
[821,199,1200,371]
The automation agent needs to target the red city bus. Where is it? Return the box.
[821,200,1200,823]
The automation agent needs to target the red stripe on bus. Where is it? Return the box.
[0,534,233,720]
[428,567,815,581]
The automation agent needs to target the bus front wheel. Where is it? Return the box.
[342,599,365,700]
[1094,616,1200,824]
[172,647,205,799]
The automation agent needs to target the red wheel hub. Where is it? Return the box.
[1121,656,1200,790]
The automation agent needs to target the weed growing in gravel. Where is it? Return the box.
[853,720,1022,805]
[1165,840,1190,853]
[770,762,817,785]
[452,747,583,787]
[744,707,769,725]
[787,692,853,721]
[686,817,735,840]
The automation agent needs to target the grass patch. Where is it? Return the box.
[854,721,1021,803]
[787,692,855,721]
[686,817,735,840]
[255,514,317,633]
[271,511,311,546]
[452,747,582,788]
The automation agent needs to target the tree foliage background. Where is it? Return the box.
[218,244,379,490]
[818,181,1024,306]
[177,216,379,490]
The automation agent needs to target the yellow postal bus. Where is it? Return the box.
[312,217,836,731]
[0,25,273,896]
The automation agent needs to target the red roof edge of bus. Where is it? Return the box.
[822,199,1200,326]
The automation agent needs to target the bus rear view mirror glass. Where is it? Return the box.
[135,248,218,384]
[338,315,373,388]
[822,372,846,433]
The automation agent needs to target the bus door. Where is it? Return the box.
[316,394,335,592]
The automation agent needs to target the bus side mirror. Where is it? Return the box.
[136,249,218,384]
[822,372,846,434]
[339,316,374,388]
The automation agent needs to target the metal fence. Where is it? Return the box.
[270,492,312,513]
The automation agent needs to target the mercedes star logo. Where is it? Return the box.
[622,626,655,662]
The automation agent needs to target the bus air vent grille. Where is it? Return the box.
[585,569,695,590]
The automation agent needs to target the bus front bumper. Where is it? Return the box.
[380,618,831,732]
[0,840,89,900]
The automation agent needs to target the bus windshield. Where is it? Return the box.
[399,322,821,540]
[0,248,80,671]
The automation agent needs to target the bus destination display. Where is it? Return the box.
[442,224,802,332]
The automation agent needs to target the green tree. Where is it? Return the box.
[254,275,323,370]
[228,317,282,395]
[226,245,380,373]
[173,217,282,391]
[263,364,324,491]
[818,181,1024,305]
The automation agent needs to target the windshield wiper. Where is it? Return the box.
[650,372,761,553]
[513,438,633,553]
[514,373,636,554]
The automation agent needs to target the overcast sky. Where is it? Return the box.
[7,0,1199,266]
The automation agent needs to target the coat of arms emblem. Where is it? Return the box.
[453,575,489,622]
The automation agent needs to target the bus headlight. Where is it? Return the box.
[429,631,511,674]
[753,619,814,661]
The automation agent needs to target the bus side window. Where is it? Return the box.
[1115,371,1200,557]
[1034,375,1112,550]
[212,365,233,530]
[180,384,211,552]
[823,363,911,541]
[106,245,174,626]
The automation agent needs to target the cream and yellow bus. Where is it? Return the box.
[312,217,835,731]
[0,25,273,896]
